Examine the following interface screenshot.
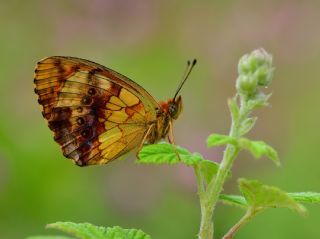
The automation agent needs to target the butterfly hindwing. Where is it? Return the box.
[34,56,158,166]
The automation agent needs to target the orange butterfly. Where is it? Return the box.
[34,56,196,166]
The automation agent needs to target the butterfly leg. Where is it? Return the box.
[168,120,181,161]
[136,124,155,160]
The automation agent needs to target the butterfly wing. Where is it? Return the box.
[34,56,159,166]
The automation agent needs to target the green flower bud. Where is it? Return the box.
[236,75,258,97]
[255,65,274,87]
[237,48,274,98]
[238,49,272,73]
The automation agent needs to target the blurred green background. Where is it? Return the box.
[1,0,320,238]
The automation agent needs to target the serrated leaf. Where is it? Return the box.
[47,222,151,239]
[238,117,257,136]
[219,192,320,210]
[228,96,240,121]
[238,138,280,166]
[207,134,236,148]
[219,194,248,208]
[138,142,202,166]
[26,236,73,239]
[238,179,306,215]
[288,192,320,204]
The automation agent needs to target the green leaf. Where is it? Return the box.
[198,160,220,184]
[238,117,257,136]
[228,96,240,121]
[207,134,236,148]
[219,192,320,210]
[139,143,221,184]
[26,236,73,239]
[238,138,280,166]
[207,135,279,165]
[47,222,151,239]
[219,194,248,208]
[238,178,306,215]
[288,192,320,204]
[138,142,202,166]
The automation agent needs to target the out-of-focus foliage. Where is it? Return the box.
[0,1,320,238]
[43,222,150,239]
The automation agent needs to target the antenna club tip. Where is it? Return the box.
[192,59,197,66]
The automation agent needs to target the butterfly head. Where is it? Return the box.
[168,95,182,120]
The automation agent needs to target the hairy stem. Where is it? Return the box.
[222,208,256,239]
[195,165,213,239]
[197,102,249,238]
[208,144,240,210]
[194,165,205,197]
[198,201,214,239]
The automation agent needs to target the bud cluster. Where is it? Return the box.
[236,48,274,100]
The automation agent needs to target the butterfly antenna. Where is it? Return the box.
[173,59,197,101]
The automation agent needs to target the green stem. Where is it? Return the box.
[207,120,240,202]
[195,165,213,239]
[196,140,240,238]
[197,101,250,238]
[195,49,274,238]
[194,165,205,197]
[207,143,240,217]
[198,201,213,239]
[222,208,256,239]
[207,103,250,207]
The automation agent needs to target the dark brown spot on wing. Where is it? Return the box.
[88,88,96,95]
[81,95,92,105]
[77,117,85,125]
[49,105,106,166]
[76,106,83,113]
[81,129,91,138]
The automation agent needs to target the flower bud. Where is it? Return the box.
[237,48,274,98]
[236,75,258,97]
[255,65,274,87]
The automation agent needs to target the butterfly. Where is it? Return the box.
[34,56,196,166]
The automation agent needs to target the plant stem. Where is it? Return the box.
[196,138,240,238]
[197,102,249,238]
[196,49,274,238]
[208,102,250,208]
[195,165,213,239]
[198,201,213,239]
[194,165,205,197]
[222,208,256,239]
[208,144,240,206]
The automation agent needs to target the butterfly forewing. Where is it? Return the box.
[34,56,159,166]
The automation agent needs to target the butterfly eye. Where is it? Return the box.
[168,103,177,115]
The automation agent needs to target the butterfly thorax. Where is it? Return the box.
[147,96,182,144]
